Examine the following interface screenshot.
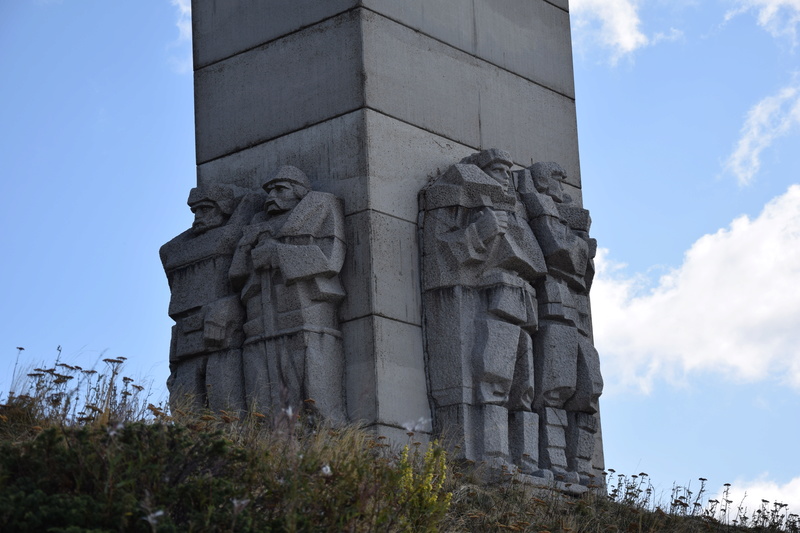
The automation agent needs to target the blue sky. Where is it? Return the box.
[1,0,799,513]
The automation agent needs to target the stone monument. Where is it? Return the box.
[161,0,604,487]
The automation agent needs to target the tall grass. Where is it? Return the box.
[0,355,451,532]
[1,353,797,532]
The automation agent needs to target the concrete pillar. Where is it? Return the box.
[189,0,591,452]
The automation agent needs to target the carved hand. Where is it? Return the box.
[204,321,226,347]
[241,222,273,248]
[251,239,278,270]
[495,210,509,234]
[474,207,507,243]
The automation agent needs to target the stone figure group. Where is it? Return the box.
[161,151,602,486]
[161,165,347,422]
[419,149,603,485]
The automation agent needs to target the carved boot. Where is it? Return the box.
[509,410,539,474]
[568,411,600,487]
[477,403,515,477]
[538,406,579,484]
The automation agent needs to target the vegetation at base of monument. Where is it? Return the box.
[443,470,799,533]
[0,356,451,532]
[1,354,797,533]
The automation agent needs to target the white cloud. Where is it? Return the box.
[592,185,800,394]
[726,0,800,44]
[171,0,191,42]
[725,83,800,186]
[712,475,800,523]
[570,0,650,63]
[168,0,192,74]
[651,27,685,45]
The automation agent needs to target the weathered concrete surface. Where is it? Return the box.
[342,315,429,427]
[363,0,574,97]
[193,7,581,187]
[197,110,476,223]
[361,9,580,186]
[191,0,358,68]
[340,210,421,325]
[193,1,573,95]
[194,11,364,163]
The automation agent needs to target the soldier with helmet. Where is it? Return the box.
[161,184,254,414]
[230,165,347,423]
[420,149,547,475]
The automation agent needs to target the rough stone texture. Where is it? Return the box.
[161,185,262,413]
[518,161,602,485]
[420,152,602,484]
[161,169,350,421]
[420,150,548,473]
[227,166,348,422]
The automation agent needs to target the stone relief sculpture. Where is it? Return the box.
[161,165,347,424]
[419,149,548,474]
[161,151,600,485]
[229,165,347,423]
[420,151,603,486]
[518,162,603,485]
[160,184,261,413]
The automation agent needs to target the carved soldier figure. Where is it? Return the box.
[230,165,347,423]
[420,149,547,473]
[518,162,603,484]
[161,185,256,414]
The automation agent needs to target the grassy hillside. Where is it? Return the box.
[0,358,796,532]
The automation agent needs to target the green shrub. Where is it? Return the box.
[0,417,454,532]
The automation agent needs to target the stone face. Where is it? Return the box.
[420,152,602,483]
